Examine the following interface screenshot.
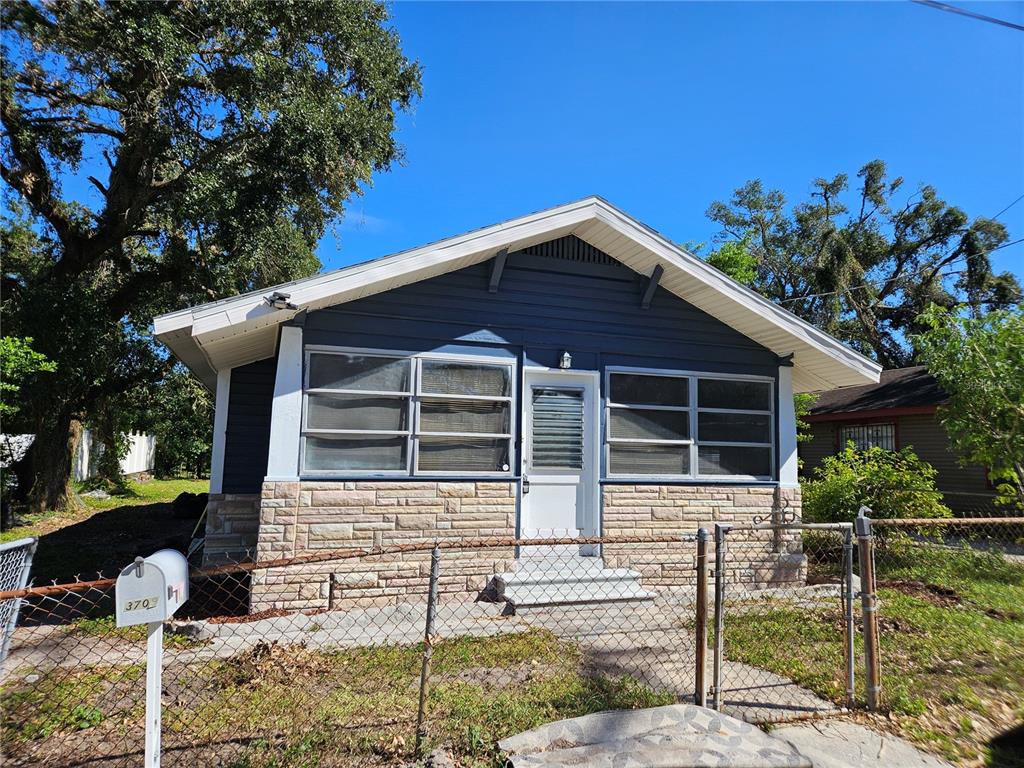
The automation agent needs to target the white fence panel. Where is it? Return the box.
[73,430,156,480]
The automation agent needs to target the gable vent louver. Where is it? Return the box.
[523,235,617,266]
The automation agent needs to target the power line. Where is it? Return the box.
[778,237,1024,305]
[913,0,1024,32]
[992,193,1024,221]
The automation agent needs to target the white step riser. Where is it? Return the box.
[503,582,657,608]
[498,568,644,588]
[495,574,656,609]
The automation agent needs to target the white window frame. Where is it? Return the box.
[604,366,775,482]
[301,345,516,478]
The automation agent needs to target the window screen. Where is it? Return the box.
[605,370,776,479]
[606,373,690,476]
[302,351,513,475]
[696,376,773,479]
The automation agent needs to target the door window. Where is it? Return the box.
[531,388,584,470]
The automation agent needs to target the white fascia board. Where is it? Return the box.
[187,200,596,344]
[155,195,880,390]
[155,328,218,390]
[589,203,882,385]
[152,309,194,336]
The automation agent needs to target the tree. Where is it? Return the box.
[705,236,757,286]
[129,365,213,479]
[0,336,55,419]
[706,161,1021,366]
[1,1,421,512]
[914,306,1024,508]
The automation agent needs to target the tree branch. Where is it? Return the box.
[0,98,81,252]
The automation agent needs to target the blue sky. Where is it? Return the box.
[324,1,1024,282]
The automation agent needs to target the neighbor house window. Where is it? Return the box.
[839,423,895,452]
[302,350,514,475]
[606,369,774,480]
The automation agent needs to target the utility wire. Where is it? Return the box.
[991,193,1024,221]
[778,237,1024,305]
[913,0,1024,32]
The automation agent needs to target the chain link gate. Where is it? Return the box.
[708,521,858,721]
[0,536,37,663]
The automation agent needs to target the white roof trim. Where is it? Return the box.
[154,196,881,392]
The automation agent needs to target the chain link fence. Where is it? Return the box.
[865,513,1024,765]
[708,521,857,723]
[0,537,38,662]
[1,515,1021,766]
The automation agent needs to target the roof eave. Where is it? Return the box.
[152,196,881,391]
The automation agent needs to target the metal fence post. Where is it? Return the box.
[694,528,709,707]
[856,508,881,710]
[415,542,441,754]
[842,524,856,709]
[711,523,730,711]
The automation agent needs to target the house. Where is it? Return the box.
[800,366,998,514]
[153,197,879,611]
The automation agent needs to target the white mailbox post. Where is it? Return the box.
[115,549,189,768]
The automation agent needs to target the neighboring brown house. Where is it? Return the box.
[799,366,998,515]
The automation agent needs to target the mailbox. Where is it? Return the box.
[115,549,189,628]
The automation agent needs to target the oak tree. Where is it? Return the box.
[706,161,1021,366]
[1,1,421,511]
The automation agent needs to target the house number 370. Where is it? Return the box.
[124,596,159,611]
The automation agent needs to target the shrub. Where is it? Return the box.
[802,444,952,524]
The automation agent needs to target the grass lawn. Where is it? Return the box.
[723,537,1024,767]
[1,478,209,582]
[1,629,673,767]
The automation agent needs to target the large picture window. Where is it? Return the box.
[606,369,775,480]
[302,350,514,476]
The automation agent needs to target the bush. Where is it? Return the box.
[802,444,952,524]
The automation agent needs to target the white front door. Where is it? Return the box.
[520,370,599,556]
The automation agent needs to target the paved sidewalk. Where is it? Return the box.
[497,706,954,768]
[773,720,955,768]
[498,704,812,768]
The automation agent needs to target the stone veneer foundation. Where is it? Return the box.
[601,484,805,588]
[203,493,261,563]
[250,481,517,612]
[245,481,804,613]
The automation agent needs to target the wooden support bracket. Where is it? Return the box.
[640,264,664,309]
[488,248,509,293]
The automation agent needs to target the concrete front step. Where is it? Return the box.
[494,557,656,611]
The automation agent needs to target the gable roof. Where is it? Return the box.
[153,196,881,392]
[808,366,947,417]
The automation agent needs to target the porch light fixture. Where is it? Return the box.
[266,291,298,310]
[559,350,572,369]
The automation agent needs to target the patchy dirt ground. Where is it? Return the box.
[4,479,207,584]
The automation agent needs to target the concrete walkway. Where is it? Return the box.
[496,706,953,768]
[510,596,838,723]
[773,720,955,768]
[497,704,812,768]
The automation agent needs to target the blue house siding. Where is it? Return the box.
[300,248,781,482]
[222,356,276,494]
[219,246,782,490]
[303,251,777,376]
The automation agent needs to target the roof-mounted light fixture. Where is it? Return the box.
[265,291,298,311]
